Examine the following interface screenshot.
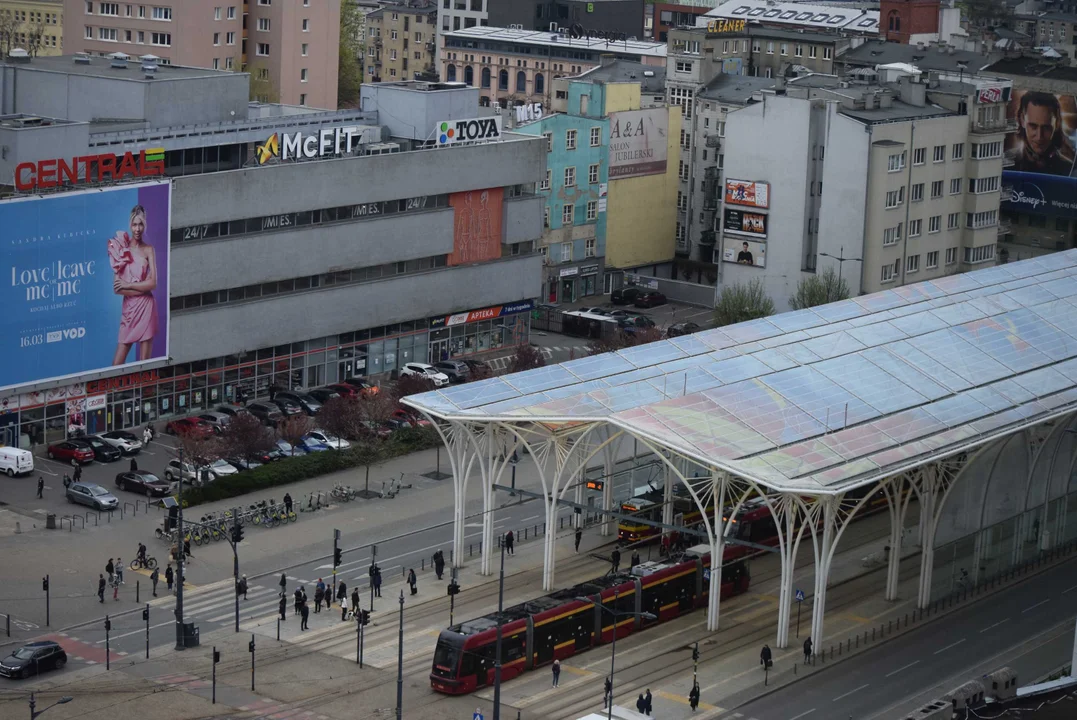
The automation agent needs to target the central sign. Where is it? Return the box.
[257,126,365,164]
[434,116,503,146]
[14,148,165,192]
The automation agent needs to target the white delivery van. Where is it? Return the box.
[0,447,34,477]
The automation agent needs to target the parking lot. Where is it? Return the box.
[549,297,715,332]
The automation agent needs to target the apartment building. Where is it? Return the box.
[1012,10,1077,64]
[0,0,62,56]
[64,0,340,108]
[720,67,1011,310]
[699,0,880,37]
[365,1,438,82]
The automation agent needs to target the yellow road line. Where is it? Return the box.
[656,689,717,711]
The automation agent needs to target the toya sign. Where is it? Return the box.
[434,117,503,146]
[14,148,165,192]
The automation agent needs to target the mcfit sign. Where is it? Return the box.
[434,117,503,146]
[257,126,366,164]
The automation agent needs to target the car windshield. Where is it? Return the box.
[87,439,105,448]
[432,639,460,670]
[90,487,109,497]
[12,647,38,659]
[141,474,162,483]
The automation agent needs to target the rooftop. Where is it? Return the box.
[576,60,666,94]
[671,24,847,43]
[405,251,1077,496]
[839,40,994,73]
[442,26,668,57]
[840,98,952,122]
[698,73,776,104]
[2,53,228,81]
[701,0,880,34]
[368,2,438,18]
[984,55,1077,83]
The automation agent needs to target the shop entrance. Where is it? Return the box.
[110,399,141,431]
[86,407,107,435]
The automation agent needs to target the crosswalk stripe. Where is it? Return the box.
[181,585,276,613]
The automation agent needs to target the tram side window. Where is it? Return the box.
[749,515,777,544]
[606,591,636,616]
[503,632,527,662]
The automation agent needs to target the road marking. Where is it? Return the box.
[1021,599,1049,613]
[832,683,869,701]
[1062,584,1077,595]
[885,660,920,678]
[788,710,817,720]
[933,638,966,655]
[979,618,1009,633]
[655,689,716,711]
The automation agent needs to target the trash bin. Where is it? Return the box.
[46,514,56,530]
[182,622,200,648]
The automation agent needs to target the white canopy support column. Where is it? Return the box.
[662,457,674,541]
[771,494,813,649]
[424,417,479,570]
[705,473,728,632]
[473,424,517,577]
[600,430,623,537]
[914,455,965,608]
[881,474,916,601]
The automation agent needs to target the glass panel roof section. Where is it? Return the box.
[1004,283,1062,308]
[928,301,987,327]
[693,328,737,351]
[811,457,880,488]
[921,393,990,428]
[502,364,581,395]
[759,439,843,478]
[814,354,928,415]
[1041,276,1077,299]
[758,366,879,430]
[760,330,812,348]
[887,310,949,337]
[706,379,828,445]
[541,378,611,401]
[866,439,934,470]
[437,377,522,409]
[854,289,906,313]
[988,378,1037,406]
[558,353,636,381]
[870,407,945,444]
[800,331,867,360]
[607,365,667,388]
[906,330,1011,385]
[707,354,773,385]
[926,272,983,294]
[666,334,712,356]
[751,348,798,372]
[964,385,1017,414]
[810,299,867,323]
[819,424,898,460]
[846,321,908,348]
[1012,366,1070,398]
[766,308,827,333]
[949,317,1053,373]
[616,340,687,368]
[720,318,783,344]
[1012,305,1077,361]
[859,346,950,401]
[776,341,824,365]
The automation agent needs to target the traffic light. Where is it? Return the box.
[692,643,699,662]
[42,577,48,592]
[104,617,112,632]
[333,547,343,568]
[359,609,370,626]
[142,607,149,622]
[213,649,221,664]
[232,524,244,544]
[447,581,460,597]
[248,639,255,653]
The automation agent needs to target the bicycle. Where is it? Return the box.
[130,556,158,570]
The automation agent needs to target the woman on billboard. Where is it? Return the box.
[108,204,159,365]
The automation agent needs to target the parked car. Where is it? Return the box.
[306,429,351,450]
[326,383,362,399]
[247,401,284,427]
[299,435,331,452]
[78,436,123,463]
[225,457,263,472]
[577,306,609,315]
[274,439,308,457]
[341,377,380,398]
[99,430,143,455]
[392,408,430,427]
[165,417,217,439]
[667,322,701,338]
[610,287,642,305]
[618,315,656,336]
[46,440,94,465]
[307,387,341,404]
[215,404,250,418]
[634,291,667,308]
[462,358,491,375]
[434,360,470,383]
[272,397,304,417]
[207,458,239,479]
[0,641,67,678]
[399,362,450,387]
[65,482,118,510]
[163,459,202,486]
[115,471,173,497]
[0,447,33,477]
[275,391,322,416]
[197,412,232,432]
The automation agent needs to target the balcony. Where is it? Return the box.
[699,230,716,246]
[703,166,719,181]
[971,118,1017,135]
[702,194,717,211]
[997,220,1012,236]
[705,134,721,148]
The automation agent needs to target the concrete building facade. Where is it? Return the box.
[63,0,340,109]
[365,0,438,82]
[0,0,62,56]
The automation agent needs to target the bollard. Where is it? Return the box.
[450,549,453,564]
[524,528,528,540]
[905,613,908,626]
[421,558,425,571]
[469,544,472,557]
[559,517,563,530]
[137,580,140,604]
[855,634,858,648]
[534,524,537,537]
[277,618,280,641]
[14,522,20,534]
[888,619,892,633]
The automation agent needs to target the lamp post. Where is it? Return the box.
[492,535,506,720]
[174,448,186,651]
[575,592,657,720]
[817,246,863,302]
[396,589,404,720]
[29,694,72,720]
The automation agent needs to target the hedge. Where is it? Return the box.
[180,426,439,506]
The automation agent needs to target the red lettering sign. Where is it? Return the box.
[13,150,165,192]
[85,369,160,395]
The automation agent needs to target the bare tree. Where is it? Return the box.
[278,415,313,454]
[217,412,276,462]
[24,16,46,57]
[789,267,850,310]
[393,373,437,400]
[354,391,398,429]
[317,396,370,442]
[0,12,22,58]
[508,343,546,373]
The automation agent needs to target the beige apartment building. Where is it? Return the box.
[64,0,340,108]
[0,0,63,56]
[364,1,437,83]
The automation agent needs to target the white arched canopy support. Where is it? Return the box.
[767,493,814,649]
[471,424,520,576]
[913,454,966,609]
[599,428,624,537]
[423,416,482,571]
[880,473,916,601]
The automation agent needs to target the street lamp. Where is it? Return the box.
[29,694,72,720]
[575,592,657,720]
[817,246,863,301]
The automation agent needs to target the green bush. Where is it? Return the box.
[181,426,439,506]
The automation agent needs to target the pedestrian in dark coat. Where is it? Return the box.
[130,458,138,473]
[337,581,347,604]
[238,575,248,599]
[574,527,582,552]
[165,564,174,592]
[150,567,159,597]
[351,589,360,613]
[300,602,310,631]
[73,464,82,482]
[551,659,561,687]
[636,694,646,713]
[611,548,621,573]
[283,493,292,514]
[644,689,653,715]
[505,530,514,555]
[36,476,44,499]
[97,575,106,603]
[760,644,772,669]
[603,677,612,708]
[313,585,324,613]
[373,567,382,597]
[803,636,813,664]
[105,558,115,584]
[407,568,417,596]
[689,683,700,711]
[279,573,287,597]
[294,587,303,615]
[631,550,641,569]
[279,595,287,621]
[433,550,445,580]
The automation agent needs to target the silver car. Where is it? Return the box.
[66,482,119,511]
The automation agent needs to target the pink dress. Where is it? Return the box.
[108,232,157,345]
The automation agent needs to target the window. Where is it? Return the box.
[885,188,905,208]
[540,170,551,191]
[964,244,996,264]
[930,180,943,199]
[84,25,92,39]
[911,183,924,202]
[257,42,269,56]
[151,6,171,20]
[948,212,960,230]
[565,129,577,150]
[542,132,552,152]
[212,58,219,69]
[766,41,774,54]
[215,7,221,20]
[390,30,397,40]
[226,56,233,69]
[669,87,693,119]
[98,27,117,40]
[969,176,1000,194]
[590,127,601,147]
[213,32,220,45]
[588,164,599,184]
[138,5,145,17]
[794,43,803,57]
[564,167,576,187]
[780,43,788,55]
[678,160,689,181]
[302,18,310,31]
[85,1,93,13]
[908,219,922,237]
[300,68,308,82]
[809,45,817,58]
[498,69,508,90]
[560,241,572,261]
[585,237,596,256]
[945,247,957,265]
[299,93,307,106]
[226,31,235,44]
[967,210,998,229]
[125,29,132,41]
[881,260,899,283]
[949,178,962,195]
[926,251,939,269]
[227,6,236,19]
[823,46,832,60]
[913,147,926,165]
[543,207,550,228]
[952,143,964,161]
[906,254,920,274]
[677,192,688,212]
[587,202,598,222]
[151,31,170,45]
[481,67,490,88]
[675,60,693,73]
[882,224,902,246]
[887,152,906,172]
[929,215,941,233]
[562,204,574,225]
[971,141,1002,159]
[932,145,945,163]
[258,17,270,31]
[301,43,308,56]
[99,3,119,15]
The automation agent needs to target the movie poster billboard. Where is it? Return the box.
[724,179,770,209]
[1002,89,1077,218]
[722,237,766,268]
[723,207,768,237]
[1,182,171,392]
[608,108,669,179]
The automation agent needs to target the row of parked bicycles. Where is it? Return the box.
[153,498,299,545]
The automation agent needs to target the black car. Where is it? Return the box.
[225,457,263,472]
[462,358,490,374]
[75,436,122,463]
[667,322,701,338]
[308,387,341,405]
[434,360,470,383]
[634,291,667,308]
[272,398,304,417]
[276,391,322,415]
[215,404,249,418]
[611,287,642,305]
[0,641,67,678]
[618,315,656,336]
[115,471,173,497]
[247,401,284,427]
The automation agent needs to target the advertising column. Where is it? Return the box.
[1,182,171,393]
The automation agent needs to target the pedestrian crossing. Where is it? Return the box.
[151,575,334,627]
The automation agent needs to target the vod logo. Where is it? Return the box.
[46,327,86,343]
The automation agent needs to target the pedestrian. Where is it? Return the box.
[130,457,138,473]
[279,595,287,621]
[165,563,174,592]
[407,568,417,596]
[73,464,82,482]
[604,676,612,708]
[337,580,347,606]
[150,567,159,597]
[574,527,582,553]
[631,550,640,569]
[551,659,561,687]
[340,594,349,622]
[63,473,71,489]
[184,538,192,559]
[373,567,382,598]
[314,584,324,613]
[644,689,653,715]
[279,573,287,597]
[106,558,115,585]
[689,683,700,711]
[294,587,303,615]
[36,476,44,499]
[283,493,292,515]
[611,548,621,573]
[433,550,445,580]
[238,574,248,600]
[803,636,813,664]
[115,558,124,585]
[113,577,119,601]
[505,530,514,555]
[97,574,106,603]
[760,644,772,670]
[143,427,152,445]
[300,601,310,631]
[636,694,646,713]
[269,384,278,402]
[301,587,307,606]
[351,588,360,614]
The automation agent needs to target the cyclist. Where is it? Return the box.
[137,543,148,568]
[283,493,293,515]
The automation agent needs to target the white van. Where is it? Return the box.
[0,447,34,477]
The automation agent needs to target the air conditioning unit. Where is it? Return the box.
[550,22,559,32]
[901,700,950,720]
[947,681,985,711]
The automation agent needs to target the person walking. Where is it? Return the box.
[631,550,641,569]
[294,587,303,616]
[433,550,445,580]
[551,659,561,687]
[63,473,71,489]
[313,584,324,613]
[644,689,653,716]
[611,548,621,573]
[238,575,248,600]
[278,595,287,622]
[373,567,382,598]
[505,530,514,555]
[36,476,44,499]
[636,694,646,713]
[340,594,349,622]
[336,580,347,606]
[143,426,152,445]
[150,567,159,597]
[689,683,700,711]
[803,636,813,664]
[73,464,82,482]
[603,677,612,708]
[279,573,287,597]
[112,576,119,601]
[760,644,772,670]
[351,588,360,615]
[130,457,138,473]
[574,527,582,553]
[300,601,310,631]
[97,574,106,603]
[407,568,417,596]
[115,558,124,585]
[105,558,115,585]
[165,564,174,593]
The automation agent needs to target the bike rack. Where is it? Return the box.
[60,516,71,531]
[85,511,99,526]
[123,501,136,517]
[72,515,85,530]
